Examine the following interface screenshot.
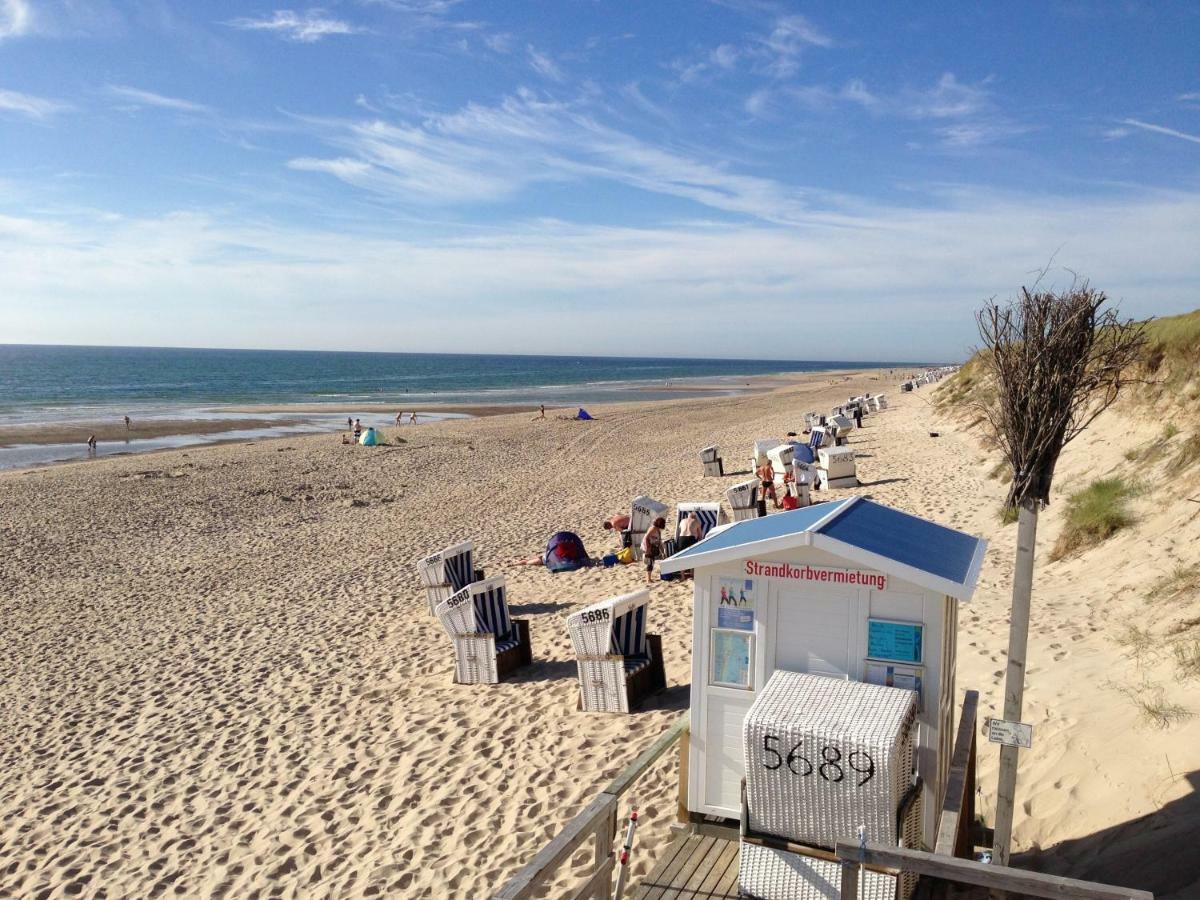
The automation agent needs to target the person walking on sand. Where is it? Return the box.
[409,411,418,424]
[86,434,97,452]
[642,516,666,584]
[757,458,778,508]
[396,411,403,426]
[124,415,131,429]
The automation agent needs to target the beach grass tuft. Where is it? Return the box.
[998,504,1018,525]
[1110,679,1194,729]
[1051,476,1140,560]
[1173,640,1200,679]
[1148,565,1200,605]
[1167,433,1200,474]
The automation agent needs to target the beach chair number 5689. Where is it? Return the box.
[761,734,875,786]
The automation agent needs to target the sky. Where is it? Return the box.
[1,0,1199,362]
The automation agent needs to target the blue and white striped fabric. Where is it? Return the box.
[809,429,824,450]
[677,507,720,538]
[445,548,475,592]
[609,604,647,657]
[473,581,512,639]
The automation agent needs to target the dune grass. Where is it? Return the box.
[1148,564,1200,605]
[1168,433,1200,474]
[1109,678,1194,729]
[1050,476,1139,560]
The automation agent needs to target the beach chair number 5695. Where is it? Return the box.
[761,734,875,786]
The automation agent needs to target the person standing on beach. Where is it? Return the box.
[409,411,418,424]
[353,419,362,442]
[124,415,131,429]
[396,412,403,426]
[347,417,353,430]
[642,516,666,584]
[86,434,97,452]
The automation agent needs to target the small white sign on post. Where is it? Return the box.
[987,718,1033,749]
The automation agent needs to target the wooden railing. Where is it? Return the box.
[834,841,1153,900]
[494,713,690,900]
[934,688,979,858]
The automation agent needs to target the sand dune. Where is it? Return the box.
[2,370,1195,898]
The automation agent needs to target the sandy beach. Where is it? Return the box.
[2,368,1197,898]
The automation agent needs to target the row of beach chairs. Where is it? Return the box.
[416,535,683,713]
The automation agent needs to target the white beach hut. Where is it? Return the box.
[659,498,986,849]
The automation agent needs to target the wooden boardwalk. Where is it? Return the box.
[633,834,740,899]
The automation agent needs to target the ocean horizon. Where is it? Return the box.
[0,343,935,422]
[0,344,934,470]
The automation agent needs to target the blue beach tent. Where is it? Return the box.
[544,531,590,573]
[576,408,594,420]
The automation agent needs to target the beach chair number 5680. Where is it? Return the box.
[761,734,875,786]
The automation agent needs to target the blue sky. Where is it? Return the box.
[1,0,1198,361]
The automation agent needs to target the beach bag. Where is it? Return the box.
[616,547,634,565]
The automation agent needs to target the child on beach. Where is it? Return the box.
[642,516,666,584]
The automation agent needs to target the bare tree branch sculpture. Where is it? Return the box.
[974,284,1147,509]
[978,280,1146,865]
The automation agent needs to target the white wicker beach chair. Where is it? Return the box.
[416,539,481,614]
[628,495,668,562]
[434,575,531,685]
[726,479,762,522]
[699,445,724,477]
[739,671,922,900]
[566,589,666,713]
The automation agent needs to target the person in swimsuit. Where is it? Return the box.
[642,516,666,584]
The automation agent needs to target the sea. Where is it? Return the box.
[0,345,922,470]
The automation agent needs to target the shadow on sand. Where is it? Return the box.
[1012,770,1200,898]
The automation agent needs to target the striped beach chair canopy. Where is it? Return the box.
[676,501,723,538]
[417,539,475,592]
[435,575,521,652]
[567,589,651,660]
[808,428,825,450]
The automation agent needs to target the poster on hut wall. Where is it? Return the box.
[717,577,756,631]
[711,629,753,689]
[865,662,924,711]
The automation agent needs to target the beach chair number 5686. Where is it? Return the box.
[580,608,610,624]
[761,734,875,786]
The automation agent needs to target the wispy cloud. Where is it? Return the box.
[756,15,831,77]
[0,88,70,119]
[0,0,32,40]
[483,31,514,53]
[527,45,564,82]
[105,85,211,114]
[671,13,831,85]
[225,9,362,43]
[4,188,1199,358]
[287,89,814,223]
[1178,92,1200,103]
[1120,118,1200,146]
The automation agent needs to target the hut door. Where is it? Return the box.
[771,587,855,679]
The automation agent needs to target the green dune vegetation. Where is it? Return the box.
[935,304,1200,721]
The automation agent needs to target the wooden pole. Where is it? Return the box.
[992,499,1038,865]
